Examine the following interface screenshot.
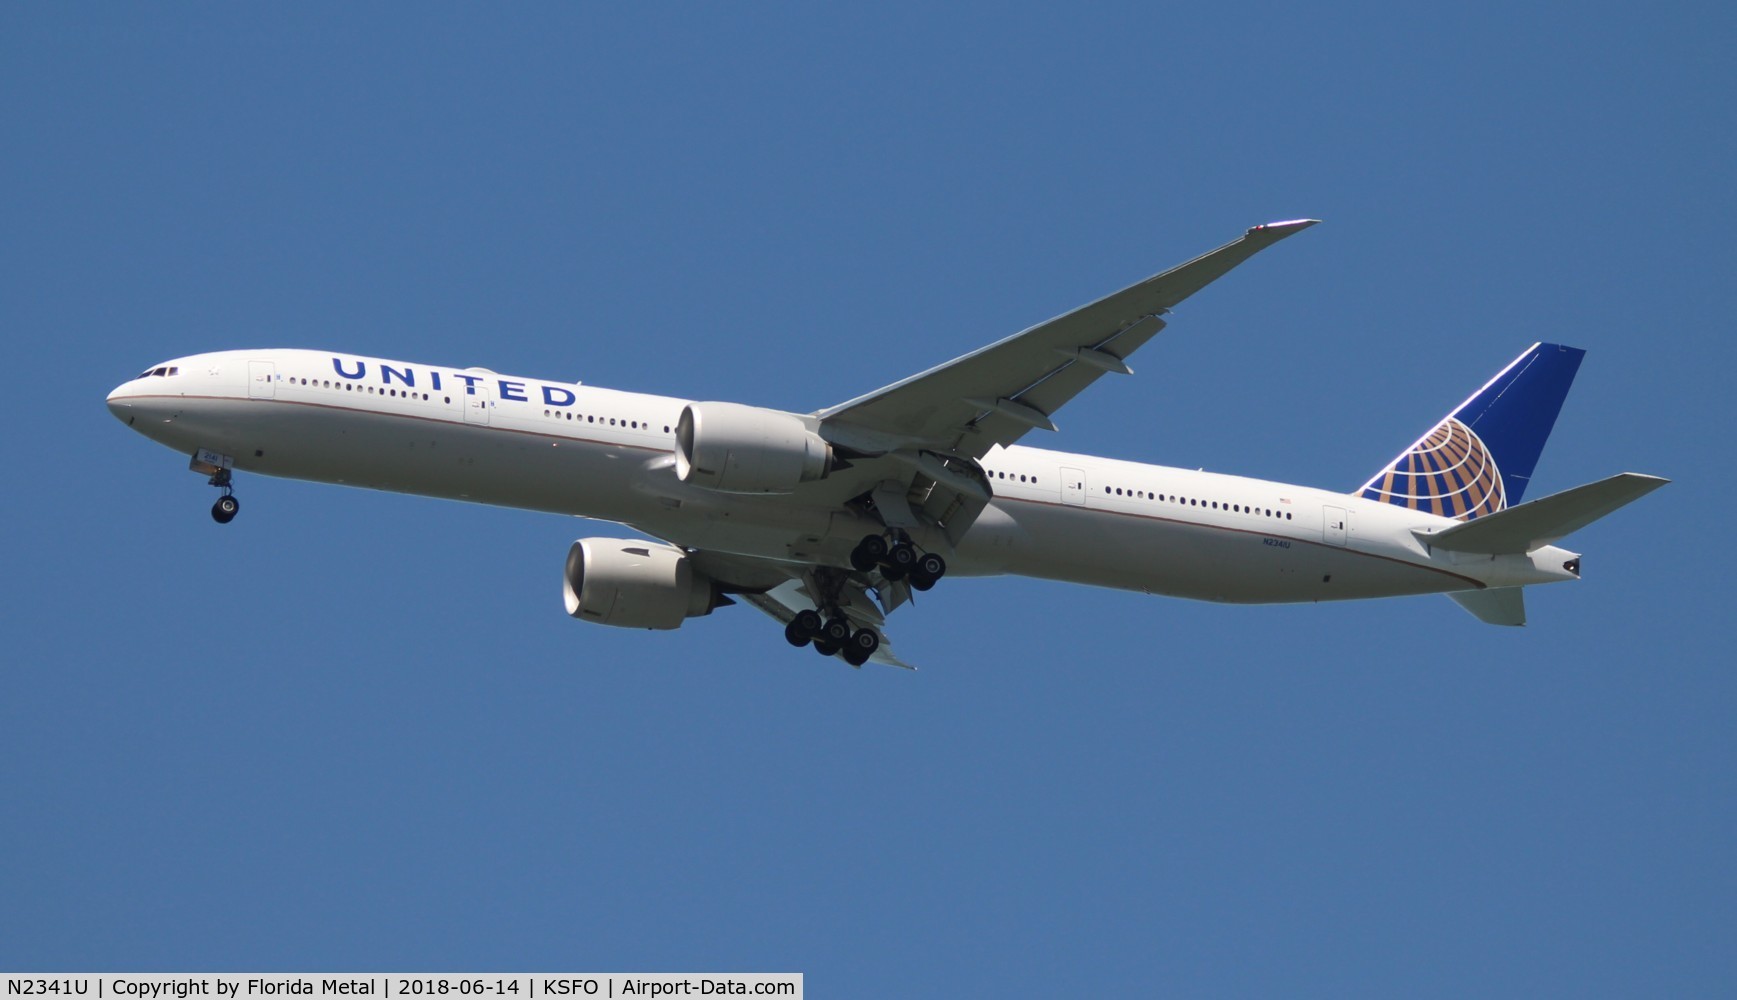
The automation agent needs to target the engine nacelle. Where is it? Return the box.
[562,538,722,630]
[673,402,831,494]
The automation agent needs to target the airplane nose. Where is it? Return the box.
[106,385,136,425]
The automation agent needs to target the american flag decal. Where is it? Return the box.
[1360,417,1505,521]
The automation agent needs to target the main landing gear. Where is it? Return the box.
[209,468,240,524]
[849,533,947,591]
[784,608,882,668]
[784,532,946,667]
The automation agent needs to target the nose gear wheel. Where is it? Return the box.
[208,467,239,524]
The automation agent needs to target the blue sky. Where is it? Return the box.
[3,3,1732,994]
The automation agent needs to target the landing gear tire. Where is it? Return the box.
[910,552,945,591]
[822,617,852,645]
[851,534,888,572]
[885,542,917,573]
[784,621,811,647]
[792,609,823,639]
[206,466,239,524]
[850,627,881,659]
[813,640,841,657]
[840,626,879,667]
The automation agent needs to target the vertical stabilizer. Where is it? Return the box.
[1358,343,1584,520]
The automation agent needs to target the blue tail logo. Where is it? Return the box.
[1358,343,1585,520]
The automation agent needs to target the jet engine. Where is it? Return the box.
[673,402,832,494]
[563,538,727,630]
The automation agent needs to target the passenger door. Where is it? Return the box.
[464,384,492,425]
[1061,467,1086,506]
[248,361,275,399]
[1323,505,1349,546]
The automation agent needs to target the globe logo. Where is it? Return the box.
[1361,417,1505,520]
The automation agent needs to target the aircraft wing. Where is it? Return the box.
[815,219,1319,460]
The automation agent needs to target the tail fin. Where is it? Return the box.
[1358,343,1584,520]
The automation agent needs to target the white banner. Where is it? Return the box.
[2,977,799,1000]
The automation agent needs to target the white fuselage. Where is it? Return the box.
[105,350,1581,604]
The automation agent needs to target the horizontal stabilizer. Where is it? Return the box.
[1449,587,1526,626]
[1419,473,1668,554]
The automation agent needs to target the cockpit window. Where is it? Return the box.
[135,366,180,379]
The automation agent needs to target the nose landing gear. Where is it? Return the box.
[190,449,241,524]
[208,467,239,524]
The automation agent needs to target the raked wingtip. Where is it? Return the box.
[1247,218,1322,237]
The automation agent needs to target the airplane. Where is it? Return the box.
[106,219,1667,667]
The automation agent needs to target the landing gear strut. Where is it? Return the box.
[208,468,239,524]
